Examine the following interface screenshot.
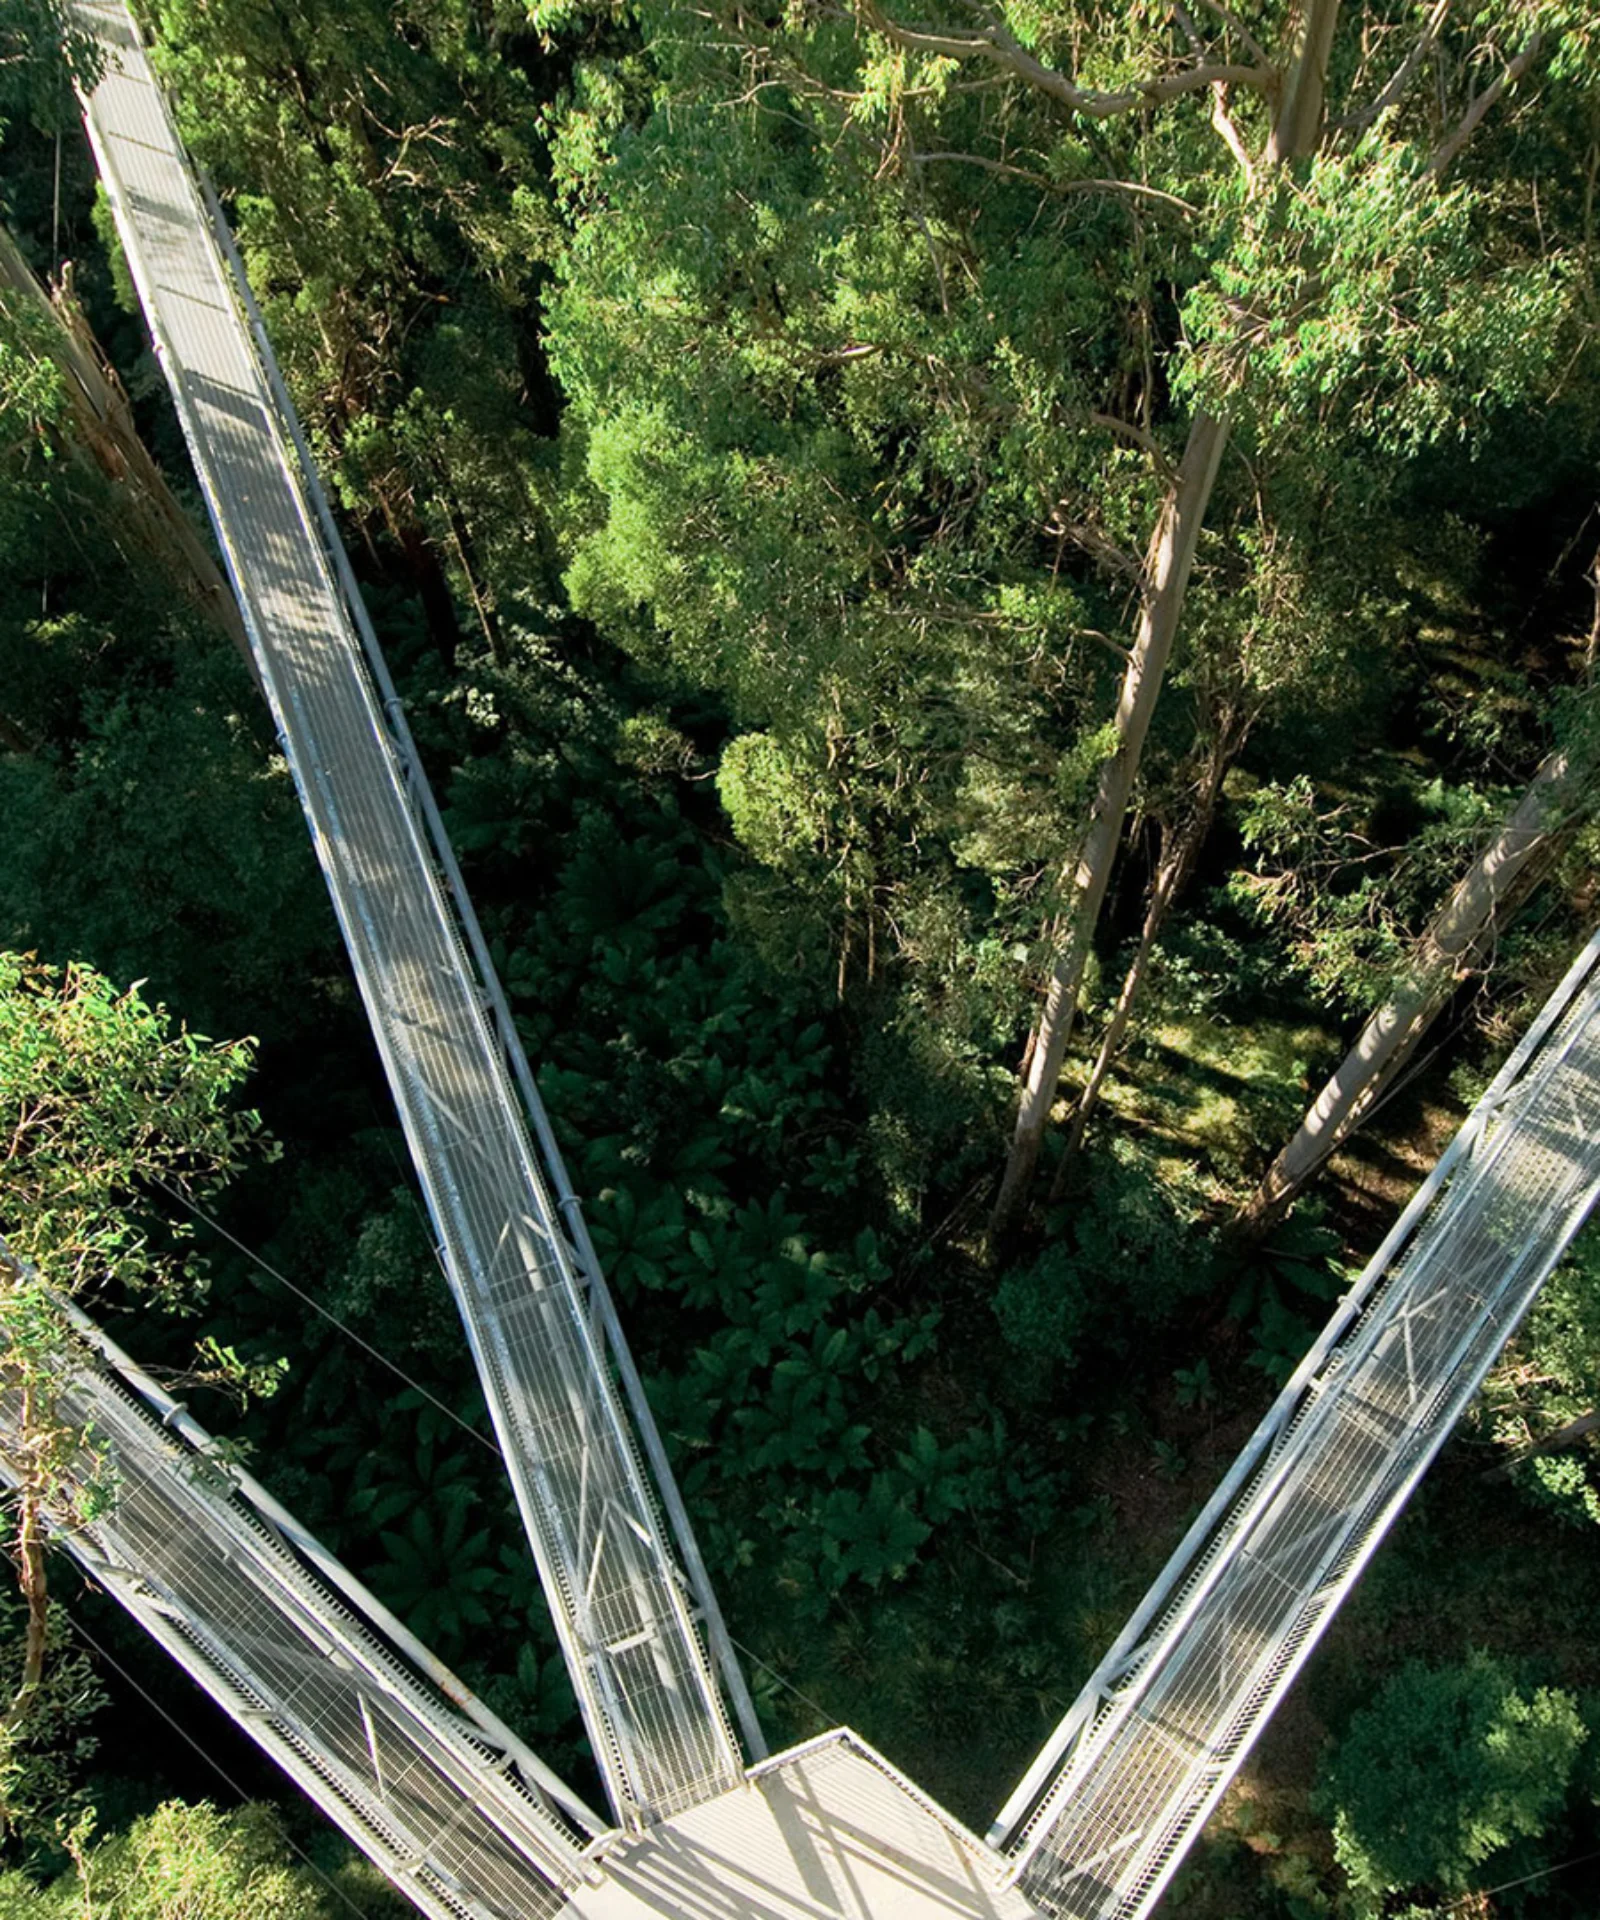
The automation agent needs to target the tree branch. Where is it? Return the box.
[1210,79,1256,186]
[1336,0,1452,135]
[1045,500,1146,585]
[1186,0,1269,67]
[1427,33,1544,180]
[914,151,1196,212]
[1089,409,1180,482]
[1483,1408,1600,1481]
[857,2,1269,119]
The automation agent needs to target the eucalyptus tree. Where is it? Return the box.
[0,954,269,1838]
[1234,726,1598,1239]
[983,0,1349,1242]
[1051,514,1370,1175]
[0,220,251,675]
[545,0,1578,1240]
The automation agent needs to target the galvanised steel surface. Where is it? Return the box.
[0,1292,593,1920]
[991,927,1600,1919]
[72,0,745,1824]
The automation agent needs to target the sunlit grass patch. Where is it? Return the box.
[1095,1010,1340,1180]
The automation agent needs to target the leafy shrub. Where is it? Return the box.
[1314,1653,1586,1911]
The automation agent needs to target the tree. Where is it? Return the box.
[1233,727,1597,1240]
[0,1799,374,1919]
[0,220,333,1034]
[0,0,100,142]
[1051,508,1379,1178]
[0,218,253,677]
[1314,1652,1587,1910]
[0,953,269,1836]
[991,0,1571,1238]
[542,0,1579,1243]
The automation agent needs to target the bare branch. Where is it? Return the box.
[1210,80,1256,186]
[857,1,1270,119]
[915,151,1196,212]
[1089,409,1180,482]
[1170,0,1253,177]
[1187,0,1270,66]
[1427,33,1543,179]
[1045,501,1145,585]
[1337,0,1453,135]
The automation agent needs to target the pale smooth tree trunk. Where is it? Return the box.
[0,222,254,674]
[991,411,1229,1241]
[1485,1408,1600,1481]
[1231,744,1591,1242]
[989,0,1342,1247]
[1051,728,1234,1186]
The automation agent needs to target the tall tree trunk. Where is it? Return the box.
[0,224,255,677]
[0,1382,51,1833]
[1484,1407,1600,1481]
[991,409,1229,1242]
[989,0,1342,1248]
[1231,743,1592,1243]
[1051,729,1235,1187]
[1265,0,1343,167]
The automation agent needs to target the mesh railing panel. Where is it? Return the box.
[72,0,740,1822]
[1011,941,1600,1919]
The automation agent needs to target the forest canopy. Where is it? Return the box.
[2,0,1600,1914]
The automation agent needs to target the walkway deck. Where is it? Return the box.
[0,1290,593,1920]
[993,931,1600,1917]
[72,0,743,1826]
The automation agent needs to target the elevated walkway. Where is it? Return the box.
[0,1280,596,1920]
[43,3,1600,1913]
[72,0,753,1826]
[991,928,1600,1917]
[0,1279,1045,1920]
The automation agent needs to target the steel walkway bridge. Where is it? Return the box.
[67,0,757,1831]
[0,1256,604,1920]
[9,4,1600,1916]
[990,924,1600,1917]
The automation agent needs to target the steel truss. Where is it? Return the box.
[990,928,1600,1918]
[0,1276,600,1920]
[70,0,759,1824]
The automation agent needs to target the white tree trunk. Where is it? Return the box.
[1233,744,1590,1240]
[991,410,1229,1241]
[989,0,1343,1246]
[0,222,253,672]
[1053,730,1234,1183]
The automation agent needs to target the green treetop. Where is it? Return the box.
[1315,1650,1589,1910]
[0,953,272,1840]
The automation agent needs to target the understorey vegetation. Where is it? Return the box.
[3,0,1600,1912]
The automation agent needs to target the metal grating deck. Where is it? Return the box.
[0,1295,591,1920]
[71,0,744,1825]
[994,930,1600,1917]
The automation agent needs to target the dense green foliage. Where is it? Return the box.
[3,0,1600,1911]
[1315,1653,1589,1909]
[0,1799,403,1919]
[0,955,277,1845]
[0,952,266,1300]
